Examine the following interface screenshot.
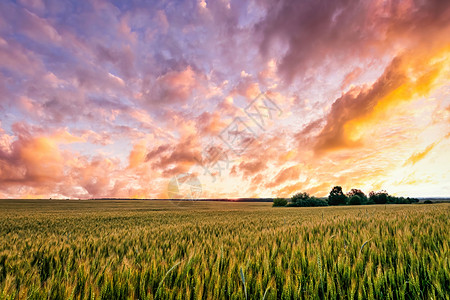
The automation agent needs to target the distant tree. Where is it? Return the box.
[369,191,378,203]
[367,190,419,205]
[388,196,410,204]
[347,189,367,204]
[409,197,419,203]
[369,190,388,204]
[290,192,328,207]
[349,195,362,205]
[307,197,328,207]
[291,192,310,206]
[366,197,375,205]
[377,191,388,204]
[273,198,288,207]
[328,186,347,205]
[424,200,433,204]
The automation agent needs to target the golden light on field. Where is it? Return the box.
[1,200,449,298]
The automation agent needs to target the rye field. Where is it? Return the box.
[0,200,449,299]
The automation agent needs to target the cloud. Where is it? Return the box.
[313,57,407,153]
[294,118,324,146]
[142,66,199,105]
[0,124,77,186]
[265,164,301,188]
[0,2,61,44]
[144,134,203,178]
[404,143,437,166]
[238,159,266,177]
[0,38,42,75]
[313,46,449,154]
[255,0,377,82]
[96,44,135,80]
[71,156,118,197]
[18,0,45,14]
[232,75,261,100]
[255,0,450,83]
[341,67,362,90]
[128,141,148,169]
[195,111,226,136]
[0,123,129,198]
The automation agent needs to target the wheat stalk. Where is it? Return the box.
[155,261,181,299]
[360,238,372,255]
[240,267,247,300]
[262,285,271,300]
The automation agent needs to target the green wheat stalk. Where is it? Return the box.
[155,261,181,299]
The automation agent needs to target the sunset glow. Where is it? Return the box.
[0,0,449,199]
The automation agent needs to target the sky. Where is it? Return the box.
[0,0,449,199]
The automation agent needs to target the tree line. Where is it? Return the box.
[273,186,420,207]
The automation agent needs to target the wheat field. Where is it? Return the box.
[0,200,449,299]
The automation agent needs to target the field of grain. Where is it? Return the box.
[0,200,449,299]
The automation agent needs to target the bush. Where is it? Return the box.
[424,200,433,204]
[349,195,362,205]
[328,186,347,205]
[289,192,328,207]
[273,198,288,207]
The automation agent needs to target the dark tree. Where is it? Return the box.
[290,192,328,207]
[369,190,388,204]
[349,195,362,205]
[377,190,388,204]
[347,189,367,204]
[291,192,310,205]
[273,198,288,207]
[328,186,347,205]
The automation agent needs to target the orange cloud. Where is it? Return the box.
[128,141,147,169]
[314,46,450,154]
[403,143,437,166]
[238,160,266,177]
[0,125,84,187]
[196,111,227,136]
[232,75,261,100]
[265,164,301,188]
[143,66,199,104]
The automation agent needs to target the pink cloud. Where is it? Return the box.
[143,66,198,104]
